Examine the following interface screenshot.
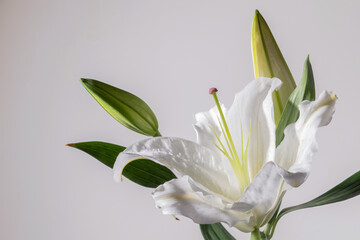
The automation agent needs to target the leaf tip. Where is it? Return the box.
[80,78,89,89]
[80,78,95,87]
[66,143,74,147]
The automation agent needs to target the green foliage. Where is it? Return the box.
[275,56,316,146]
[200,223,236,240]
[81,78,160,136]
[67,141,175,188]
[268,170,360,238]
[279,170,360,218]
[67,141,124,168]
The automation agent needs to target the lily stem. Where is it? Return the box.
[250,228,261,240]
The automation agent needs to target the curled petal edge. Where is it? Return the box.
[152,175,252,227]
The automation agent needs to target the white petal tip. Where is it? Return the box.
[330,93,338,101]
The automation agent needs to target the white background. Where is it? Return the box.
[1,0,360,239]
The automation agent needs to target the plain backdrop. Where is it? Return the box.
[1,0,360,239]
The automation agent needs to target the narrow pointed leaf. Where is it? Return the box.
[252,10,296,125]
[67,141,175,188]
[200,223,235,240]
[275,56,315,146]
[81,78,160,136]
[67,141,125,168]
[272,170,360,235]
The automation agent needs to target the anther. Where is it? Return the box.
[209,88,218,95]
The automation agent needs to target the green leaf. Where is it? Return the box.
[121,159,176,188]
[200,223,235,240]
[275,56,315,146]
[252,10,296,125]
[279,170,360,218]
[269,170,360,238]
[67,141,125,168]
[81,78,160,136]
[67,141,176,188]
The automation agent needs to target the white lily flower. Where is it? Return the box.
[113,77,337,232]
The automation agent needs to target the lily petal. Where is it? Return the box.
[275,91,337,187]
[231,162,285,231]
[114,137,241,200]
[153,176,251,226]
[194,104,226,152]
[227,77,282,180]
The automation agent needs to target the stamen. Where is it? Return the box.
[218,118,236,162]
[210,89,240,162]
[242,122,251,186]
[211,128,231,160]
[210,88,247,190]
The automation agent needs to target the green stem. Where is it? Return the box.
[263,224,272,237]
[269,216,281,239]
[250,228,261,240]
[264,200,282,238]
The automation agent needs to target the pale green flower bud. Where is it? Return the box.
[251,10,296,125]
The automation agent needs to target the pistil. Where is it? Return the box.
[209,88,250,191]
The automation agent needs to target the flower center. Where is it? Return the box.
[210,88,251,193]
